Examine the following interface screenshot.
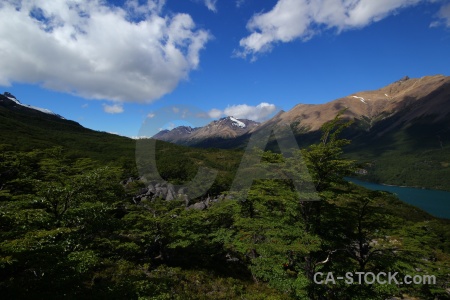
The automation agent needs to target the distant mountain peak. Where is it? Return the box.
[1,92,65,119]
[153,116,260,145]
[4,92,18,100]
[153,75,450,148]
[228,116,246,128]
[396,75,410,82]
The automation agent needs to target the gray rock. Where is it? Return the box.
[139,188,148,195]
[183,194,190,206]
[189,202,206,210]
[160,187,168,197]
[167,183,175,193]
[166,189,175,201]
[226,254,239,262]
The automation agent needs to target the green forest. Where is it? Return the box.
[1,116,450,299]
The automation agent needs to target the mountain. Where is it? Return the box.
[153,116,259,146]
[2,74,449,190]
[266,75,450,190]
[152,75,450,149]
[0,92,135,163]
[263,75,450,135]
[151,75,450,190]
[153,126,199,144]
[1,92,68,121]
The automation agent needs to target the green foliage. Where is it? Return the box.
[302,111,357,192]
[346,115,450,191]
[1,111,450,299]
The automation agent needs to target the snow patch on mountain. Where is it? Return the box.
[229,116,246,128]
[5,94,65,119]
[352,95,366,104]
[6,96,21,105]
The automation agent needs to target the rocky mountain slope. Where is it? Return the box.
[263,75,450,135]
[151,75,450,190]
[152,75,450,149]
[153,116,259,146]
[153,126,199,144]
[268,74,450,190]
[2,75,449,190]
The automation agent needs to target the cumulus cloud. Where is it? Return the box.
[209,102,278,122]
[208,108,223,118]
[0,0,210,102]
[236,0,431,59]
[103,103,124,114]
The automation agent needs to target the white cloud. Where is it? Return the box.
[147,112,156,118]
[103,103,124,114]
[204,0,218,12]
[237,0,429,59]
[236,0,246,8]
[436,2,450,27]
[0,0,210,103]
[208,108,223,118]
[209,102,278,122]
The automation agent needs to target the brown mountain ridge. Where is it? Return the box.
[154,74,450,147]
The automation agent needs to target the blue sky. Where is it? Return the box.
[1,0,450,137]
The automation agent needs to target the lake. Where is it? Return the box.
[346,178,450,219]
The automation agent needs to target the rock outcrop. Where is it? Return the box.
[128,179,226,210]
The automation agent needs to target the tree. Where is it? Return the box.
[302,110,356,193]
[0,148,127,298]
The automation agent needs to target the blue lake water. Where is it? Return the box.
[346,178,450,219]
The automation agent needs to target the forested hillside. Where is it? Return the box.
[152,76,450,191]
[1,113,450,299]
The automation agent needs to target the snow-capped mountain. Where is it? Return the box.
[1,92,65,119]
[153,75,450,150]
[152,116,259,146]
[153,126,199,144]
[229,116,246,128]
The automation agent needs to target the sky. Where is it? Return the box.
[1,0,450,137]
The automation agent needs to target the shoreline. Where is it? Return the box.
[380,182,422,189]
[347,177,446,191]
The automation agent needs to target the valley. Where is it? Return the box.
[155,75,450,191]
[1,79,450,299]
[1,1,450,298]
